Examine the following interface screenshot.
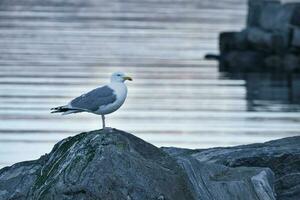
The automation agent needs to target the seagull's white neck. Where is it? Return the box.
[111,80,124,83]
[108,81,128,100]
[109,81,126,88]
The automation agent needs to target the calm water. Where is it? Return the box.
[1,0,300,168]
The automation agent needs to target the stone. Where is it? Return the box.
[245,27,285,52]
[291,27,300,48]
[259,2,282,31]
[275,4,296,29]
[291,4,300,26]
[221,51,265,72]
[219,31,248,54]
[219,0,300,74]
[0,129,194,200]
[247,0,280,27]
[1,129,299,200]
[169,154,275,200]
[178,136,300,200]
[204,54,220,60]
[283,54,300,72]
[264,55,283,72]
[291,74,300,101]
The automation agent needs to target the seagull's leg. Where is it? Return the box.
[101,115,105,129]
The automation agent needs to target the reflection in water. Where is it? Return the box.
[224,73,300,112]
[0,0,299,168]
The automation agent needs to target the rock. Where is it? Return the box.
[204,54,221,60]
[247,0,280,27]
[221,51,265,72]
[275,3,300,30]
[164,136,300,200]
[0,129,194,200]
[219,31,248,54]
[264,55,283,72]
[1,129,299,200]
[245,27,285,52]
[218,0,300,73]
[0,159,45,200]
[291,74,300,101]
[259,2,282,31]
[258,3,300,31]
[291,5,300,26]
[283,54,300,72]
[167,154,275,200]
[291,27,300,48]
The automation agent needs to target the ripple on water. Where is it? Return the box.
[0,0,299,168]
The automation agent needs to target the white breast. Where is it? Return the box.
[96,82,127,115]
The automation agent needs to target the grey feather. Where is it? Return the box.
[70,86,117,112]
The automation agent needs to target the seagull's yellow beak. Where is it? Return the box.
[123,76,133,81]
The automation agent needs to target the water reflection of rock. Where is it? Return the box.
[225,73,300,111]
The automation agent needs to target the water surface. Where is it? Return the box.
[1,0,300,168]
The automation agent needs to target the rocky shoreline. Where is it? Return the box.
[215,0,300,73]
[0,129,299,200]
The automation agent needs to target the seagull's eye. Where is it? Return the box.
[117,74,121,76]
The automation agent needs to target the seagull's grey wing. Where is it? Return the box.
[70,86,117,112]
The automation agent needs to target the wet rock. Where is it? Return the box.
[218,0,300,73]
[0,159,45,200]
[245,28,283,52]
[247,0,280,27]
[283,54,300,72]
[258,2,281,31]
[264,55,283,72]
[204,54,220,60]
[164,136,300,200]
[219,31,248,54]
[221,51,265,72]
[259,3,298,32]
[291,74,300,100]
[291,5,300,27]
[0,129,194,200]
[1,130,299,200]
[169,155,275,200]
[291,27,300,48]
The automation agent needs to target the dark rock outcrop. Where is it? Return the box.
[165,153,275,200]
[215,0,300,73]
[0,129,299,200]
[163,136,300,200]
[0,129,194,200]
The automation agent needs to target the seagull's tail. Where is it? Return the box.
[51,105,81,115]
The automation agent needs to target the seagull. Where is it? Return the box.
[51,72,132,129]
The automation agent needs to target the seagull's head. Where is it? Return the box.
[111,72,133,83]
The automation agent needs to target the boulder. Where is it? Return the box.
[0,129,194,200]
[247,0,280,27]
[164,136,300,200]
[291,5,300,27]
[1,129,299,200]
[166,153,275,200]
[275,4,299,30]
[245,27,285,52]
[283,54,300,72]
[221,51,266,72]
[259,2,282,31]
[218,0,300,73]
[291,74,300,101]
[291,27,300,48]
[219,31,248,54]
[259,3,300,31]
[264,55,283,72]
